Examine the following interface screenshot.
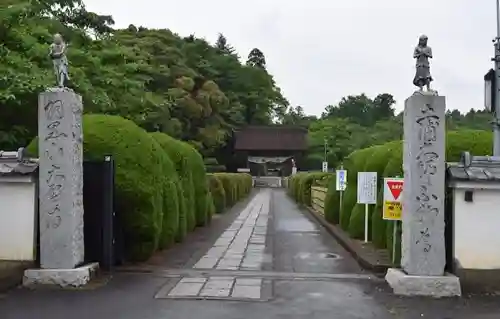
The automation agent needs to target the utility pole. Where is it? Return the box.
[324,137,327,162]
[493,0,500,155]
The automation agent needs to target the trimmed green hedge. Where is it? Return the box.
[324,174,341,224]
[150,132,195,240]
[288,172,334,206]
[186,146,210,227]
[288,129,492,265]
[27,115,181,261]
[209,173,252,210]
[340,147,373,231]
[207,173,226,214]
[26,115,255,262]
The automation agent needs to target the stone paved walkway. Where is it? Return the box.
[163,190,271,300]
[193,190,269,271]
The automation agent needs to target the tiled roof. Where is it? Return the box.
[234,126,307,151]
[0,160,38,176]
[447,153,500,182]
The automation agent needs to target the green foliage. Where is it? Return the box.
[287,172,334,206]
[27,114,177,261]
[207,174,226,214]
[287,92,492,171]
[372,184,387,248]
[183,145,209,227]
[150,132,195,239]
[211,173,252,208]
[329,129,493,255]
[323,174,341,224]
[1,0,288,160]
[339,147,373,230]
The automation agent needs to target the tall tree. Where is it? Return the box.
[246,48,266,69]
[215,33,235,55]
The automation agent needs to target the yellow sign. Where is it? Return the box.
[383,200,402,220]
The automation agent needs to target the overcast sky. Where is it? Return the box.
[83,0,496,116]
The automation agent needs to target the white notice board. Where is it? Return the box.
[357,172,377,204]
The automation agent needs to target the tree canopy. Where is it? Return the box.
[1,0,492,168]
[1,0,288,154]
[280,93,493,170]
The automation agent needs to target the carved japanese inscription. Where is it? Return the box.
[401,94,446,276]
[38,91,84,269]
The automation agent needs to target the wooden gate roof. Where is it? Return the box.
[234,126,308,151]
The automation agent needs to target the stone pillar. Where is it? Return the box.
[401,93,446,276]
[38,90,84,269]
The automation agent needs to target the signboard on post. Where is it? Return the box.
[357,172,377,204]
[322,161,328,172]
[357,172,377,243]
[383,178,403,221]
[335,169,347,191]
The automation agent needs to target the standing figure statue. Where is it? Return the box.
[413,34,433,92]
[48,33,70,88]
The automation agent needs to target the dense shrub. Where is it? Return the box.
[340,147,374,231]
[27,115,180,261]
[207,173,226,214]
[301,173,333,205]
[206,191,216,217]
[185,146,210,227]
[323,173,341,224]
[287,172,310,203]
[288,128,492,265]
[212,173,252,208]
[287,172,333,207]
[150,133,195,240]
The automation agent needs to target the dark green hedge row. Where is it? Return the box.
[209,173,253,211]
[26,114,253,262]
[287,172,334,206]
[287,130,492,264]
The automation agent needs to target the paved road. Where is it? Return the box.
[1,189,500,318]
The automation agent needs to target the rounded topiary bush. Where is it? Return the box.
[340,147,374,231]
[183,145,209,227]
[347,145,383,238]
[446,130,493,160]
[27,114,177,261]
[287,173,304,201]
[150,132,195,239]
[323,173,341,224]
[217,173,235,206]
[234,173,252,199]
[207,173,226,214]
[211,173,251,208]
[206,191,216,217]
[298,172,333,206]
[365,141,401,248]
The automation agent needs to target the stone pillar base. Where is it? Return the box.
[22,262,99,288]
[385,268,461,298]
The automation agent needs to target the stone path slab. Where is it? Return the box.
[193,190,271,272]
[161,190,272,300]
[157,275,270,301]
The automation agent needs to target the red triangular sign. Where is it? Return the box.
[387,181,403,200]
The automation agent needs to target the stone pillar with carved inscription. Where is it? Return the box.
[401,93,446,276]
[38,89,84,269]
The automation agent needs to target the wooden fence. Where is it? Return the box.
[311,186,327,216]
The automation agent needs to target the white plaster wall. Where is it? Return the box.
[0,179,36,261]
[454,187,500,269]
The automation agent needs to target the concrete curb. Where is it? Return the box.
[302,205,391,275]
